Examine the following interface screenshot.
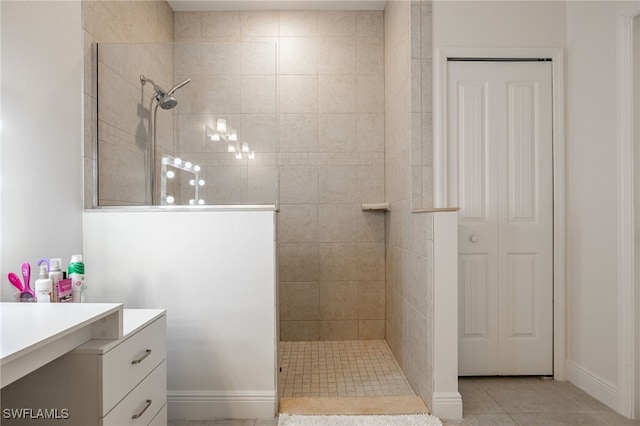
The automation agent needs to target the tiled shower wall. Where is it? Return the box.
[384,0,435,406]
[83,0,174,206]
[172,10,386,340]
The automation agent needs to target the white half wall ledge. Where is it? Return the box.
[168,0,386,11]
[167,390,278,419]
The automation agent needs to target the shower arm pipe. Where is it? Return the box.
[167,78,190,96]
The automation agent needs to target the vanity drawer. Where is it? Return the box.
[147,404,167,426]
[102,361,166,426]
[102,315,166,415]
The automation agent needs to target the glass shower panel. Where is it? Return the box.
[95,41,278,207]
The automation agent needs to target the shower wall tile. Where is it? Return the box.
[280,165,318,204]
[357,114,385,152]
[204,165,247,204]
[318,114,357,153]
[202,75,241,113]
[279,11,318,36]
[318,37,356,75]
[88,0,175,207]
[318,75,356,113]
[241,114,277,153]
[240,11,278,36]
[202,12,240,39]
[82,0,94,34]
[320,320,358,341]
[421,59,433,113]
[279,243,320,282]
[278,115,318,153]
[357,11,383,37]
[357,36,385,75]
[241,42,276,75]
[175,113,206,153]
[202,42,241,75]
[357,75,385,113]
[318,11,356,37]
[97,40,132,82]
[241,75,277,113]
[98,141,146,204]
[319,282,358,320]
[358,164,385,202]
[94,1,130,43]
[318,204,358,243]
[280,282,320,321]
[278,204,319,243]
[174,12,201,40]
[357,243,385,281]
[168,9,386,341]
[357,211,385,243]
[279,37,318,75]
[131,1,157,43]
[358,280,385,319]
[174,43,201,76]
[421,112,433,165]
[318,243,358,281]
[318,165,358,204]
[358,320,385,340]
[247,165,278,204]
[281,321,320,341]
[278,75,318,113]
[421,4,433,59]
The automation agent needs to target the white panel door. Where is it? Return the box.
[450,61,553,376]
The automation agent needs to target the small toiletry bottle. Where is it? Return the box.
[49,258,63,302]
[34,264,52,303]
[68,254,85,303]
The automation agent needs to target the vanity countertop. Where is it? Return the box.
[0,302,123,388]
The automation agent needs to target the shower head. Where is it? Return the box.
[158,95,178,110]
[140,75,190,110]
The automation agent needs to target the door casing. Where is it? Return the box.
[433,47,566,380]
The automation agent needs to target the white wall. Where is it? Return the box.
[434,0,637,414]
[433,1,566,48]
[0,1,84,301]
[83,209,278,419]
[565,0,633,410]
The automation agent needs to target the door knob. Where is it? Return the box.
[470,235,478,243]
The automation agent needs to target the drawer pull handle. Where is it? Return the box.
[132,399,152,419]
[131,349,152,365]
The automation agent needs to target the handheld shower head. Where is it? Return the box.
[158,95,178,110]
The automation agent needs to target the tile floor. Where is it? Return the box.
[278,340,415,398]
[169,376,640,425]
[169,344,640,426]
[444,376,640,426]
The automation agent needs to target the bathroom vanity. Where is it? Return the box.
[0,303,167,425]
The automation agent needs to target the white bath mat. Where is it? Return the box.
[278,413,443,426]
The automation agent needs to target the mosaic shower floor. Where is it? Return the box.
[278,340,415,398]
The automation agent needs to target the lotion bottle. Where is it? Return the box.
[49,258,63,302]
[34,264,52,303]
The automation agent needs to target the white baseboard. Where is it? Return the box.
[167,390,277,420]
[565,360,618,411]
[431,391,463,420]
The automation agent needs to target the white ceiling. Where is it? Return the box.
[167,0,387,12]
